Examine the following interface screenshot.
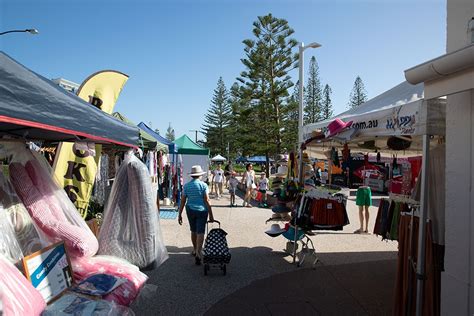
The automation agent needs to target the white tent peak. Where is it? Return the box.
[211,154,227,162]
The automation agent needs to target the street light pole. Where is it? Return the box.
[294,41,321,265]
[0,29,39,36]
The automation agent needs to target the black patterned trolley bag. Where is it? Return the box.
[203,221,231,275]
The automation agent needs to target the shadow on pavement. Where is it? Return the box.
[205,251,397,316]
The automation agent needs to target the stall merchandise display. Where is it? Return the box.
[71,255,148,306]
[0,255,46,316]
[393,215,442,316]
[91,154,109,206]
[42,292,133,316]
[5,143,98,258]
[0,210,24,264]
[295,191,349,231]
[98,152,168,269]
[10,160,99,258]
[0,172,43,257]
[373,199,412,241]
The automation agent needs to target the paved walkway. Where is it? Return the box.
[131,189,398,315]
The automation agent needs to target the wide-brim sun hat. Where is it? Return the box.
[189,165,206,176]
[265,224,287,237]
[326,118,353,138]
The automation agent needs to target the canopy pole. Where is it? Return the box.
[415,134,430,316]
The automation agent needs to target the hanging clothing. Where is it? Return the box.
[393,215,442,316]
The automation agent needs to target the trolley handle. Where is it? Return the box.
[206,220,220,234]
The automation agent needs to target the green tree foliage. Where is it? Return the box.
[321,84,333,120]
[303,56,322,124]
[237,13,298,164]
[202,77,232,155]
[281,82,299,152]
[348,76,368,108]
[166,123,175,141]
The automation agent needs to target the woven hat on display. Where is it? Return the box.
[275,165,288,178]
[280,213,292,221]
[387,136,412,151]
[265,224,287,237]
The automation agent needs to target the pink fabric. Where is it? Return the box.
[9,162,98,258]
[0,256,46,316]
[71,256,148,306]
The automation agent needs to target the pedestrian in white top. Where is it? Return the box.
[212,164,225,199]
[241,163,255,207]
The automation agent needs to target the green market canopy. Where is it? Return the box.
[174,135,209,155]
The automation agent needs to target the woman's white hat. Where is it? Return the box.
[189,165,206,176]
[265,224,286,237]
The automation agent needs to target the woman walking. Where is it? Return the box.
[241,163,256,208]
[178,165,215,265]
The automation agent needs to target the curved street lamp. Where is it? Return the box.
[0,29,39,36]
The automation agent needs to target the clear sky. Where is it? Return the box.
[1,0,446,142]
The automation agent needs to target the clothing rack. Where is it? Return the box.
[291,188,349,267]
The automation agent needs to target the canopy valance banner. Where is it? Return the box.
[303,81,446,143]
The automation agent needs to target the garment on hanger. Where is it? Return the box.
[98,153,168,269]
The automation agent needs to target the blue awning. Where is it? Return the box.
[138,122,177,153]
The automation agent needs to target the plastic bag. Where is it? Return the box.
[0,171,44,257]
[0,209,23,264]
[5,142,99,258]
[42,292,134,316]
[71,274,127,296]
[70,256,148,307]
[98,152,168,268]
[0,254,46,316]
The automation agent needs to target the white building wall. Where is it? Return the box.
[443,0,474,314]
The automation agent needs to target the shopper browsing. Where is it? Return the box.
[257,172,269,207]
[228,171,239,207]
[178,165,215,265]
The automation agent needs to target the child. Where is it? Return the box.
[228,172,239,207]
[258,172,269,207]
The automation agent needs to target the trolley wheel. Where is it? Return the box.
[222,264,226,275]
[204,264,209,275]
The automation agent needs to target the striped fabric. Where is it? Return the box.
[98,154,168,268]
[0,255,46,316]
[71,256,148,306]
[9,161,98,258]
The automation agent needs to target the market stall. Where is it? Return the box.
[0,52,138,147]
[174,134,210,183]
[301,81,446,315]
[0,51,167,314]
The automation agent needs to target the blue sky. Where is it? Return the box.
[1,0,446,142]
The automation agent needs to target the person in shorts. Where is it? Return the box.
[257,172,269,207]
[228,171,239,207]
[354,185,372,233]
[178,165,215,265]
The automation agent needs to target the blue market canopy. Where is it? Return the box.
[138,122,177,153]
[0,51,139,147]
[236,156,274,164]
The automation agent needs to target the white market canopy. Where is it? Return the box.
[303,81,446,148]
[211,154,227,162]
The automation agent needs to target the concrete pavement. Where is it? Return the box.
[131,189,398,315]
